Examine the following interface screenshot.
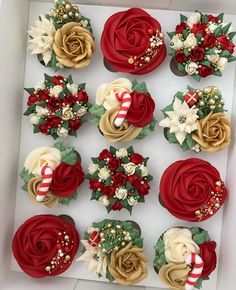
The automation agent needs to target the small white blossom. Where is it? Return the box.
[186,12,201,27]
[35,105,49,116]
[99,195,110,206]
[123,162,136,176]
[67,83,78,95]
[50,85,63,97]
[88,163,99,175]
[34,81,45,90]
[57,127,68,138]
[115,187,128,200]
[116,148,128,158]
[98,167,110,180]
[128,196,138,206]
[29,114,40,125]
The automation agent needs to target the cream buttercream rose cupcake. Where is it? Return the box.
[85,146,153,213]
[154,227,217,290]
[28,0,95,71]
[159,86,231,152]
[78,219,148,286]
[24,74,91,139]
[90,78,157,142]
[168,11,236,80]
[20,142,84,207]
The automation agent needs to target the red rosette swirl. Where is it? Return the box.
[12,214,79,278]
[50,161,84,197]
[159,158,227,221]
[101,8,166,75]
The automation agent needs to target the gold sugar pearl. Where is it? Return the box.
[128,57,134,64]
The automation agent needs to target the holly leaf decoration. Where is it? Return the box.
[132,80,148,93]
[24,87,35,94]
[54,141,66,152]
[24,105,36,116]
[193,230,210,245]
[61,147,77,165]
[60,192,78,206]
[89,104,105,118]
[195,277,210,289]
[136,118,157,140]
[20,168,35,184]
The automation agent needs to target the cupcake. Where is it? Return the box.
[101,8,166,74]
[159,86,231,152]
[28,0,95,71]
[12,214,79,278]
[168,11,236,80]
[159,158,227,221]
[90,78,157,142]
[77,219,148,286]
[20,142,84,207]
[24,74,91,139]
[154,226,217,290]
[86,146,153,213]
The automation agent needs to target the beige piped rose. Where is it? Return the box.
[62,105,74,120]
[183,33,197,48]
[185,61,198,75]
[159,263,191,290]
[108,242,148,286]
[24,146,61,175]
[164,228,199,263]
[96,78,132,110]
[192,112,231,152]
[123,162,136,176]
[27,176,60,208]
[53,22,95,69]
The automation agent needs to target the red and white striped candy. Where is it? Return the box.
[36,164,53,201]
[114,91,132,127]
[185,253,204,290]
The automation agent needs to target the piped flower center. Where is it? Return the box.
[178,115,187,124]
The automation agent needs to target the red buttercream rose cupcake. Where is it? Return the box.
[101,8,166,75]
[159,158,227,221]
[90,78,157,142]
[20,142,84,207]
[12,214,79,278]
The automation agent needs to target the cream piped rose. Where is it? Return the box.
[24,146,61,175]
[164,228,199,263]
[96,78,132,110]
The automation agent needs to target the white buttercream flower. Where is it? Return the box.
[116,148,128,158]
[34,81,45,90]
[185,62,198,75]
[77,106,87,117]
[67,83,78,95]
[115,187,128,200]
[159,97,199,145]
[96,78,132,110]
[98,167,110,180]
[50,85,63,97]
[29,114,40,125]
[62,105,73,120]
[28,15,56,65]
[57,127,68,138]
[164,228,199,263]
[77,240,108,278]
[128,196,138,206]
[183,33,197,48]
[35,105,49,116]
[170,35,184,51]
[186,12,201,27]
[99,195,110,206]
[207,54,220,63]
[139,164,149,177]
[123,162,136,176]
[88,163,99,175]
[216,57,228,71]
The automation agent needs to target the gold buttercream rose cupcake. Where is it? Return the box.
[77,219,148,286]
[90,78,157,143]
[159,85,231,152]
[28,0,95,71]
[154,227,218,290]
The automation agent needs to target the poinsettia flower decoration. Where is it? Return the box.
[168,11,236,80]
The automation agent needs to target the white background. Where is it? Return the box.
[9,2,236,289]
[1,1,236,290]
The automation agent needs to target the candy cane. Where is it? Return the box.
[36,164,53,201]
[114,91,132,127]
[185,253,204,290]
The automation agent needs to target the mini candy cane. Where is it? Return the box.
[114,91,132,127]
[36,164,53,201]
[185,253,204,290]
